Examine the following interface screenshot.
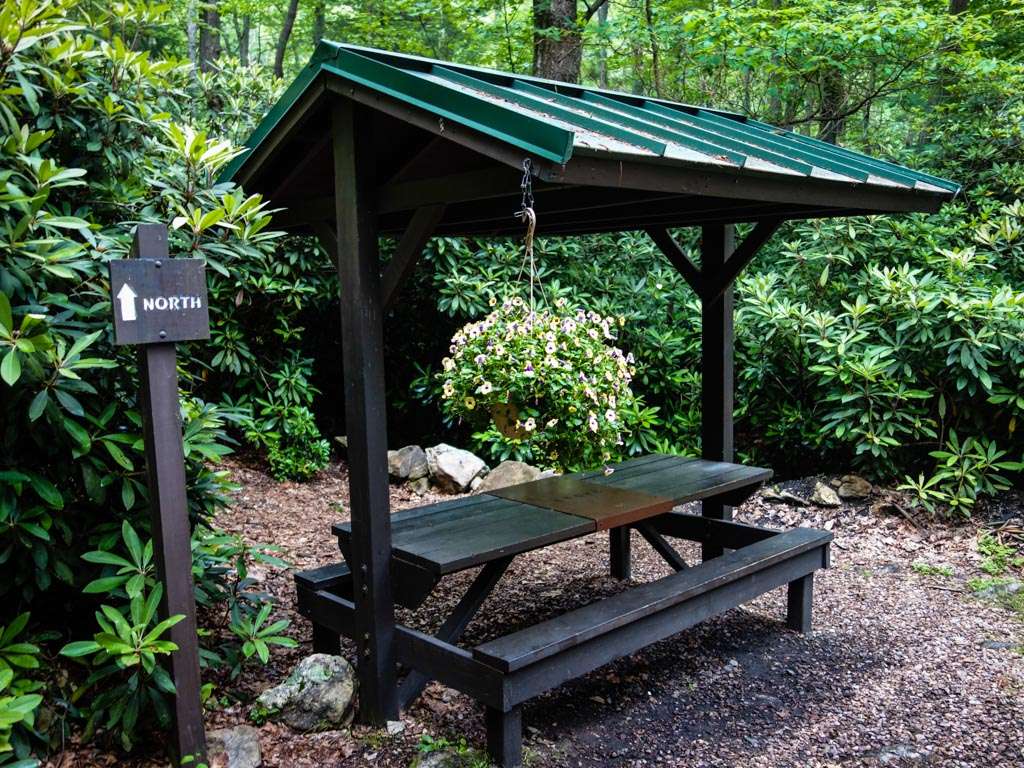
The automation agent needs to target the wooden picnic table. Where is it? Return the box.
[300,453,830,767]
[334,453,771,580]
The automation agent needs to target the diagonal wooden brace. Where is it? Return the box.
[397,555,513,709]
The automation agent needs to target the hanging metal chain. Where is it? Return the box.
[514,158,540,308]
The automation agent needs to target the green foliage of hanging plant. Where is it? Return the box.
[438,297,647,470]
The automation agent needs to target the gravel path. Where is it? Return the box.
[47,460,1024,767]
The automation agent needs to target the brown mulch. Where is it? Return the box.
[46,460,1024,768]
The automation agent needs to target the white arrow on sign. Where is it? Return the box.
[117,283,138,322]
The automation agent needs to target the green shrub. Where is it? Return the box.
[0,614,43,768]
[254,406,331,482]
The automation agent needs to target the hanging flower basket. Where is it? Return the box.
[438,296,638,470]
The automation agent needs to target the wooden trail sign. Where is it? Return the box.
[109,224,207,763]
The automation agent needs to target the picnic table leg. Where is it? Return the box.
[485,705,523,767]
[609,527,631,580]
[786,573,813,633]
[635,521,688,571]
[312,624,341,655]
[398,556,513,709]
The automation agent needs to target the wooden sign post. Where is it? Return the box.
[109,224,209,763]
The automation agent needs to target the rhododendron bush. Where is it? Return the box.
[438,298,647,470]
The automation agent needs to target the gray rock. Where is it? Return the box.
[386,719,405,736]
[979,639,1017,650]
[388,445,428,481]
[877,743,932,764]
[409,476,430,496]
[977,580,1023,599]
[780,490,809,506]
[838,474,872,499]
[475,460,542,493]
[255,654,355,732]
[810,481,841,507]
[425,444,488,493]
[207,725,261,768]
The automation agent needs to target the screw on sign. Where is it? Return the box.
[108,223,208,763]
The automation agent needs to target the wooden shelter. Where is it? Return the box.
[224,41,959,766]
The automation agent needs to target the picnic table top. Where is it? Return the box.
[334,454,771,576]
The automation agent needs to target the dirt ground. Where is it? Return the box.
[48,458,1024,768]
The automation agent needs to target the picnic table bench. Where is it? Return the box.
[295,454,831,766]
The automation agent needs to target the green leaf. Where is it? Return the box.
[60,640,101,658]
[0,293,11,333]
[1,351,21,386]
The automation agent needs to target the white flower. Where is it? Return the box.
[478,381,493,395]
[524,417,536,432]
[545,341,557,354]
[546,418,559,428]
[442,381,455,398]
[442,357,455,372]
[605,409,617,423]
[588,412,599,433]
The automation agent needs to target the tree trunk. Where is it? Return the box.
[819,67,846,144]
[236,14,251,66]
[596,0,609,89]
[312,0,325,45]
[948,0,968,13]
[187,0,198,71]
[274,0,301,79]
[642,0,663,97]
[198,4,222,73]
[533,0,581,81]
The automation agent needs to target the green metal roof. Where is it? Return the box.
[223,41,959,200]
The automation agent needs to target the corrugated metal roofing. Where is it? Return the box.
[223,41,959,200]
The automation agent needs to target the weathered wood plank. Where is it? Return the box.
[502,547,827,706]
[472,527,831,673]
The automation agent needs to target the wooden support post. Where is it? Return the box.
[312,624,342,655]
[609,527,631,580]
[485,705,523,767]
[332,98,399,723]
[132,226,206,764]
[787,574,813,633]
[700,223,735,561]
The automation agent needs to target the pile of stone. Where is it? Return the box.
[386,442,546,495]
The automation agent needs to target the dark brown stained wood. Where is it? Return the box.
[488,476,676,531]
[538,151,948,215]
[109,257,209,346]
[588,454,770,500]
[609,527,631,580]
[501,547,826,706]
[649,512,779,549]
[645,227,704,296]
[787,574,813,633]
[473,526,831,673]
[331,97,399,723]
[335,454,769,575]
[353,499,592,575]
[701,224,735,560]
[398,555,513,708]
[486,705,523,767]
[269,132,330,201]
[131,225,206,763]
[703,217,784,302]
[381,204,445,309]
[296,588,507,708]
[378,168,523,214]
[634,521,689,571]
